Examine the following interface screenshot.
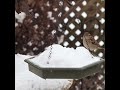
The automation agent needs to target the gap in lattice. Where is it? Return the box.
[75,18,81,24]
[75,29,81,35]
[69,35,75,41]
[81,12,87,18]
[94,35,99,40]
[98,52,103,57]
[100,7,105,12]
[100,18,105,24]
[64,30,69,35]
[71,1,76,5]
[76,6,81,12]
[63,41,69,46]
[75,41,81,46]
[99,40,104,46]
[64,18,69,23]
[82,0,87,6]
[65,6,69,12]
[69,12,75,18]
[69,23,75,30]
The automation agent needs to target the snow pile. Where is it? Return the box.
[15,11,26,23]
[29,44,101,68]
[47,11,56,22]
[15,54,73,90]
[15,44,102,90]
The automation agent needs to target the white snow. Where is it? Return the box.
[46,1,50,6]
[28,44,101,68]
[98,75,104,80]
[47,11,52,18]
[15,54,73,90]
[53,8,58,11]
[15,22,18,27]
[15,44,103,90]
[59,24,63,28]
[35,13,39,18]
[33,24,39,29]
[57,35,65,44]
[58,12,62,17]
[51,30,56,35]
[15,11,26,23]
[97,85,103,90]
[27,41,32,46]
[33,47,38,51]
[47,11,56,22]
[59,1,63,6]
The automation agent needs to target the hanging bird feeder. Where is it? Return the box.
[24,45,105,79]
[25,57,104,79]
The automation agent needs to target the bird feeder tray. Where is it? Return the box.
[24,57,105,79]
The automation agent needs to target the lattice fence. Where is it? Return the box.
[57,0,105,59]
[15,0,105,90]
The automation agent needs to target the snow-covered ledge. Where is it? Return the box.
[15,54,73,90]
[25,44,105,79]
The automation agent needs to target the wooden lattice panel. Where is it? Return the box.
[52,0,105,59]
[15,0,105,58]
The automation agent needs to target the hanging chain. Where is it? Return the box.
[47,0,73,63]
[48,45,53,59]
[47,30,57,64]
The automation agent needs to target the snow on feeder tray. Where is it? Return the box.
[24,44,105,79]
